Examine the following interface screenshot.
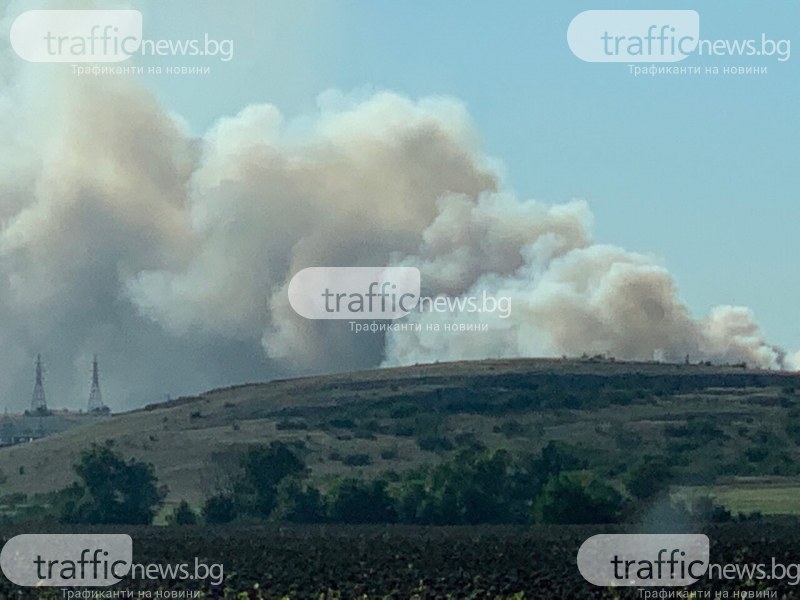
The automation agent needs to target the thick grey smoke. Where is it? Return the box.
[0,19,790,410]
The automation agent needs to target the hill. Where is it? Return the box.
[1,357,800,518]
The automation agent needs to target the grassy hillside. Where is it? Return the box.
[1,357,800,517]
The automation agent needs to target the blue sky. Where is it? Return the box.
[140,0,800,351]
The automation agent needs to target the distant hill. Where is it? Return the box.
[0,411,110,447]
[1,357,800,517]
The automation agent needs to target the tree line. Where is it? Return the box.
[50,439,736,526]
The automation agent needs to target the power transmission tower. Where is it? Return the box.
[87,356,107,413]
[30,354,48,415]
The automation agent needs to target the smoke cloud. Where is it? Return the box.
[0,22,790,409]
[384,194,784,368]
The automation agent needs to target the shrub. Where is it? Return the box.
[745,446,769,463]
[380,448,398,460]
[417,436,453,452]
[392,423,415,437]
[343,453,371,467]
[493,420,526,438]
[276,419,308,430]
[389,404,418,419]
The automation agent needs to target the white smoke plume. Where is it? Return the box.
[383,194,785,368]
[0,13,789,409]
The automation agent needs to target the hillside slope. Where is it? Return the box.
[1,358,799,513]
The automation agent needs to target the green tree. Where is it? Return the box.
[202,494,237,524]
[537,472,624,524]
[429,449,516,524]
[239,442,305,517]
[395,448,540,525]
[328,479,397,523]
[168,500,197,525]
[537,440,585,475]
[60,444,165,524]
[395,479,438,524]
[272,478,327,523]
[626,457,672,501]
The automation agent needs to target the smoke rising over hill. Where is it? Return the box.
[0,31,790,408]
